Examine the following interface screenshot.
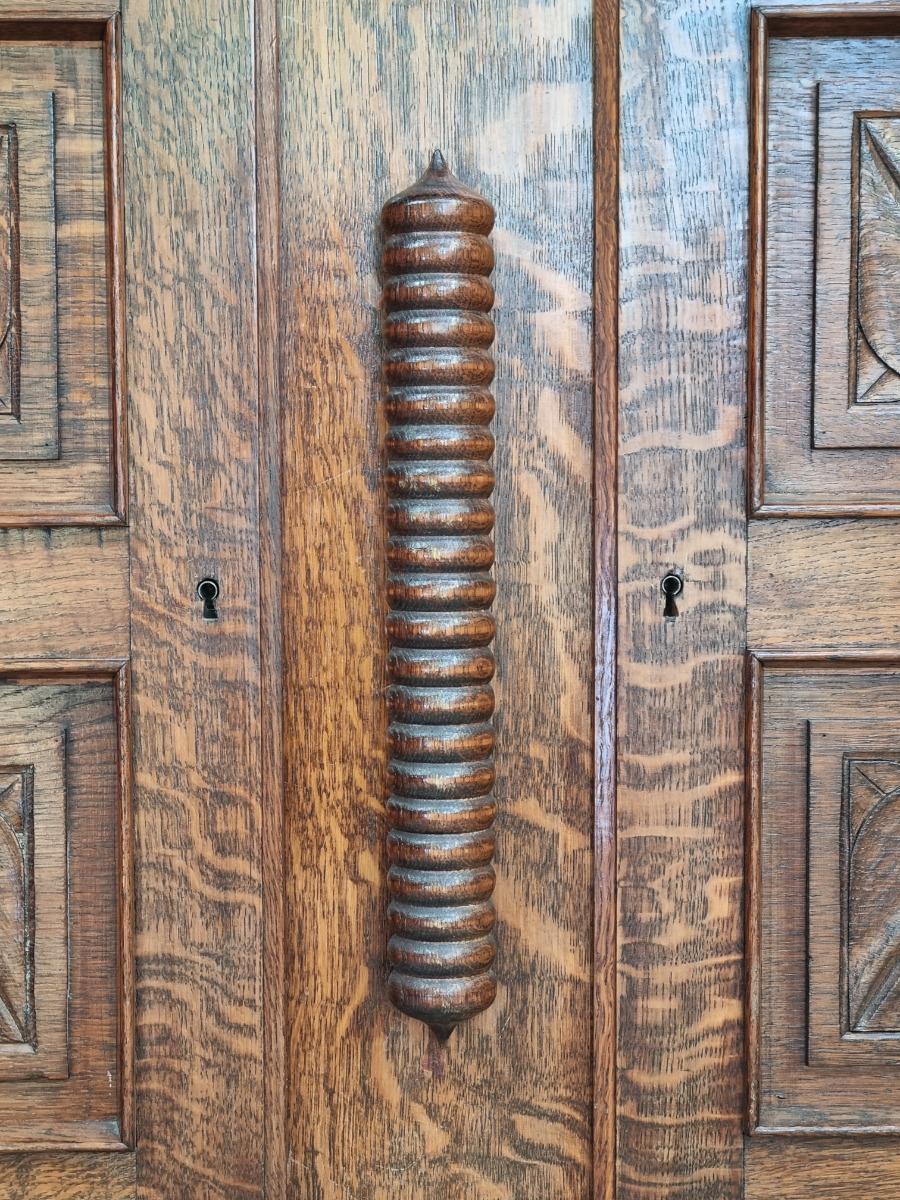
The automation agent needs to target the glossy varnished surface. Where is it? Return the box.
[381,152,498,1036]
[280,0,594,1192]
[618,0,747,1195]
[124,0,266,1193]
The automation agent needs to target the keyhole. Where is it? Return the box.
[661,572,683,619]
[197,578,219,621]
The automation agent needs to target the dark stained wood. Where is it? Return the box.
[281,0,594,1192]
[617,0,747,1195]
[593,0,619,1191]
[123,0,266,1192]
[381,150,499,1037]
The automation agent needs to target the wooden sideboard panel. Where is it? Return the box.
[750,14,900,512]
[749,658,900,1132]
[0,677,127,1150]
[0,20,124,525]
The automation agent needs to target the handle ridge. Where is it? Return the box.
[381,150,498,1038]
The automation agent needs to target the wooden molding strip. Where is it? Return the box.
[380,151,498,1038]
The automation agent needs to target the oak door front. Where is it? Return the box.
[0,5,270,1199]
[9,2,900,1199]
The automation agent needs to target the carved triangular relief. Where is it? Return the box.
[0,767,33,1047]
[855,120,900,404]
[846,756,900,1033]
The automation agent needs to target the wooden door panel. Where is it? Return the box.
[0,20,124,525]
[0,678,125,1151]
[621,0,900,1196]
[748,520,900,650]
[749,662,900,1133]
[751,13,900,513]
[279,0,595,1192]
[0,0,270,1195]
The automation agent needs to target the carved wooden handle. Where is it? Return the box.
[381,150,497,1038]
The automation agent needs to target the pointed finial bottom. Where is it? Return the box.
[430,1022,456,1043]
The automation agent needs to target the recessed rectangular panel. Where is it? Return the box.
[0,678,126,1149]
[0,92,58,461]
[0,729,68,1083]
[751,23,900,512]
[806,719,900,1069]
[0,28,124,525]
[814,84,900,447]
[750,658,900,1131]
[0,767,33,1048]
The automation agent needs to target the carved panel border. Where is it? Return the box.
[0,17,125,526]
[747,652,900,1134]
[749,7,900,516]
[0,662,132,1151]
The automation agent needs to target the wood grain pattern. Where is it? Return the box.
[0,529,128,661]
[0,1152,135,1200]
[254,0,286,1190]
[748,519,900,650]
[618,0,747,1195]
[123,0,266,1192]
[0,121,20,417]
[381,151,499,1037]
[746,1137,900,1199]
[281,0,594,1192]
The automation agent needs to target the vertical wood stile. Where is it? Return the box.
[380,150,498,1038]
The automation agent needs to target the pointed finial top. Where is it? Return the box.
[381,149,495,236]
[428,147,448,176]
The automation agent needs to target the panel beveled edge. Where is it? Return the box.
[0,658,133,1151]
[745,650,900,1136]
[748,5,900,518]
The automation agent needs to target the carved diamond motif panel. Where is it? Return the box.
[750,660,900,1132]
[751,29,900,511]
[0,679,126,1150]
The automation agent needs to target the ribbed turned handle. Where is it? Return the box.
[381,150,498,1038]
